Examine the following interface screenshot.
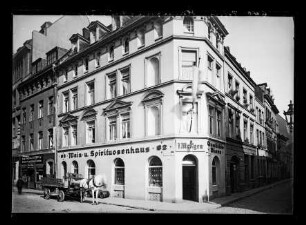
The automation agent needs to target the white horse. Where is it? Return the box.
[79,174,107,205]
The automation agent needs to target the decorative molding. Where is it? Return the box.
[103,99,132,116]
[59,114,78,127]
[81,108,97,121]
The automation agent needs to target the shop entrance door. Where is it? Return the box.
[230,156,240,193]
[182,155,197,201]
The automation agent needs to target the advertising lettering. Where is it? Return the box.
[207,141,224,154]
[177,140,203,151]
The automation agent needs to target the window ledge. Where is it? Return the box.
[84,71,88,74]
[154,36,163,42]
[108,59,114,63]
[184,31,194,34]
[138,45,145,49]
[122,51,129,56]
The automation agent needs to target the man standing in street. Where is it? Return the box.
[16,177,24,194]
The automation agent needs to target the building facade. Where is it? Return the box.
[14,16,90,188]
[12,15,293,203]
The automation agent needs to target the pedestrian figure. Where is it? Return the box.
[16,177,24,194]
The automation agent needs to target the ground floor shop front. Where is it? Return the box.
[19,153,55,189]
[57,137,226,203]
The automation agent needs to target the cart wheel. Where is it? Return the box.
[44,188,50,200]
[57,190,65,202]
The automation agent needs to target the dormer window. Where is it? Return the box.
[84,57,89,73]
[109,45,114,61]
[137,29,145,48]
[183,17,194,33]
[123,37,129,54]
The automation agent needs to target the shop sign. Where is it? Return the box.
[177,140,204,151]
[21,155,43,164]
[59,143,170,159]
[207,141,224,154]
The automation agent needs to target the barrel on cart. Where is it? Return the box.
[41,173,85,202]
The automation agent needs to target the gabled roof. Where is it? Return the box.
[87,20,110,32]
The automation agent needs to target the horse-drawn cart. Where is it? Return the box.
[41,173,85,202]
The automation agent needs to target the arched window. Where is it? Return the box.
[62,161,67,179]
[148,156,162,187]
[72,161,78,174]
[147,106,160,136]
[183,17,194,33]
[212,156,220,185]
[147,57,159,87]
[114,158,125,185]
[87,160,95,179]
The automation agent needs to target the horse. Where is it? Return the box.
[79,174,107,205]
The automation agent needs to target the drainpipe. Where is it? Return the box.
[52,63,58,179]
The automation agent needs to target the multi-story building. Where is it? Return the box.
[258,83,280,183]
[12,39,32,184]
[56,15,230,202]
[223,46,258,193]
[15,16,90,188]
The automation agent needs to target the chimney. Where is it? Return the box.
[40,21,52,35]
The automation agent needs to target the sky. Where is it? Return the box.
[12,15,294,118]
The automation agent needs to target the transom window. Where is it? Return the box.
[148,156,162,187]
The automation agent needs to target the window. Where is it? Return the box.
[21,136,25,152]
[216,63,221,90]
[147,57,160,86]
[209,106,214,135]
[154,20,163,39]
[235,82,240,101]
[72,161,78,174]
[114,158,125,185]
[95,52,101,67]
[63,69,68,82]
[48,129,53,148]
[243,89,248,105]
[249,95,253,110]
[236,113,241,139]
[84,58,89,73]
[228,109,234,138]
[256,129,259,146]
[212,157,220,185]
[62,127,69,147]
[123,37,129,54]
[71,125,77,146]
[22,108,26,124]
[216,63,221,77]
[109,45,114,61]
[121,67,130,95]
[109,116,117,141]
[29,104,34,122]
[63,92,69,113]
[86,81,95,106]
[228,73,233,91]
[38,100,44,118]
[73,64,78,78]
[244,154,249,182]
[207,55,214,71]
[137,29,145,47]
[183,17,194,33]
[29,133,34,151]
[216,110,222,137]
[86,121,95,144]
[244,120,248,142]
[147,106,160,136]
[48,96,54,115]
[250,124,254,144]
[38,131,43,150]
[181,50,197,80]
[148,156,162,187]
[121,113,130,139]
[61,161,67,179]
[108,73,117,99]
[181,102,198,133]
[70,88,78,111]
[87,160,95,179]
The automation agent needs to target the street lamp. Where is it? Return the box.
[283,100,294,133]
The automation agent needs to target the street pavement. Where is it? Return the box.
[11,178,292,214]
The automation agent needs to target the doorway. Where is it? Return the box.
[230,156,240,193]
[182,155,197,201]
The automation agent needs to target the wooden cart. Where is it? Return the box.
[41,173,85,202]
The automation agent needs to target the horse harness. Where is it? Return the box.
[86,176,104,189]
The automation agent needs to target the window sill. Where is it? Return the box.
[95,65,100,69]
[154,36,163,42]
[184,31,194,35]
[84,71,88,74]
[138,45,145,49]
[108,59,114,63]
[122,51,129,56]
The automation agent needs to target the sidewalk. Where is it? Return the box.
[13,178,292,213]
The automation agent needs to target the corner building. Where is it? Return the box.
[56,16,229,202]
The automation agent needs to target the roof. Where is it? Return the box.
[276,114,292,141]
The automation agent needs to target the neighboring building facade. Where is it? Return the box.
[14,16,90,188]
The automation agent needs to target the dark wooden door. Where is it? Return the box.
[183,166,196,201]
